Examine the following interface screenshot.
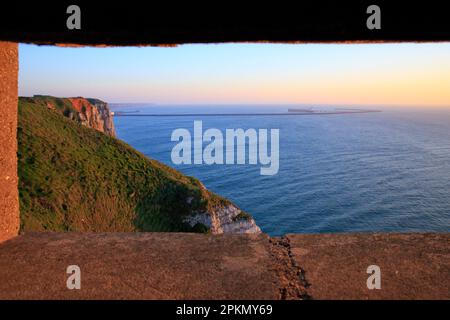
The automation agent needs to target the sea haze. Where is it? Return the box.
[110,104,450,236]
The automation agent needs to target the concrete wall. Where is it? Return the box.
[0,42,19,242]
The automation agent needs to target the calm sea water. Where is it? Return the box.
[110,104,450,236]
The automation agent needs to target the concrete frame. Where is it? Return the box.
[0,41,19,243]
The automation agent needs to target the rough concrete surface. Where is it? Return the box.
[287,233,450,300]
[0,232,448,300]
[0,41,19,243]
[0,232,285,300]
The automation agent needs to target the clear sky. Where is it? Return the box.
[19,43,450,107]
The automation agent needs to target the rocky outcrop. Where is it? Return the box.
[67,97,115,136]
[184,204,261,234]
[21,96,115,137]
[184,184,261,234]
[210,204,261,234]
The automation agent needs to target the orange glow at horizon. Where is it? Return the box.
[19,43,450,108]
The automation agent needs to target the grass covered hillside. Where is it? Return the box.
[18,97,234,233]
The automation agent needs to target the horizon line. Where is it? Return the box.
[19,96,450,109]
[108,102,450,108]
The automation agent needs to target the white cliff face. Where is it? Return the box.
[62,98,116,137]
[184,203,261,234]
[183,183,261,234]
[91,102,116,137]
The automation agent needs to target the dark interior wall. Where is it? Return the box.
[1,3,450,45]
[0,42,19,242]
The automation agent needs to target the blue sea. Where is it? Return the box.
[110,104,450,236]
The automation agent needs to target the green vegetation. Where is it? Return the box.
[21,96,78,117]
[232,211,253,222]
[18,97,231,232]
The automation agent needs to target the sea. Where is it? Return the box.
[110,104,450,236]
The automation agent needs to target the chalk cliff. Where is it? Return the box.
[70,97,115,136]
[21,95,115,136]
[184,183,261,234]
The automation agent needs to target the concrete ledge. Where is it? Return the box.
[287,233,450,300]
[0,232,448,300]
[0,232,283,300]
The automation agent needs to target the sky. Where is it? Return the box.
[19,43,450,107]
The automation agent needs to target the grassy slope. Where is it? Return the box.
[18,98,230,233]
